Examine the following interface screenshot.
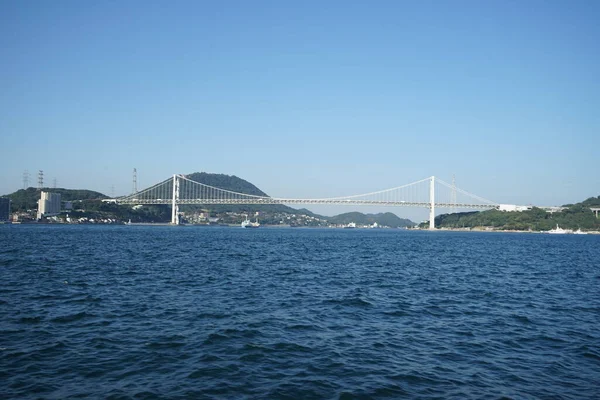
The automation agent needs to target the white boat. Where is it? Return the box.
[548,224,572,234]
[241,217,260,228]
[344,222,356,229]
[573,228,587,235]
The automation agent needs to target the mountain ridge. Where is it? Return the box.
[3,172,415,226]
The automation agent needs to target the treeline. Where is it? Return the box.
[429,198,600,231]
[70,201,172,223]
[7,187,107,212]
[328,211,414,228]
[564,195,600,208]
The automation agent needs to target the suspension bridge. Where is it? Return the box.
[111,174,498,229]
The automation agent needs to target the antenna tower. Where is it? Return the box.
[38,170,44,190]
[132,168,138,194]
[53,178,57,189]
[23,170,30,189]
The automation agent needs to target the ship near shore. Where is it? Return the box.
[241,217,260,228]
[547,224,572,234]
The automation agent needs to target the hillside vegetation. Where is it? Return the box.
[181,172,298,214]
[6,187,107,212]
[328,212,414,228]
[3,172,415,226]
[429,196,600,231]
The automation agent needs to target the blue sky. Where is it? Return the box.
[1,1,598,220]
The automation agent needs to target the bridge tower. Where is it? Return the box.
[171,174,180,225]
[132,168,138,194]
[429,176,435,230]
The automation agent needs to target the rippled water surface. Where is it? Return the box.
[1,225,599,399]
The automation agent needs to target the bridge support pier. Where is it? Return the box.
[171,174,180,225]
[429,176,435,230]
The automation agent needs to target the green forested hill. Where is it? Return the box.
[295,208,328,219]
[328,211,414,228]
[182,172,298,214]
[6,187,107,212]
[3,172,416,225]
[430,196,600,231]
[185,172,269,197]
[184,173,413,225]
[564,195,600,208]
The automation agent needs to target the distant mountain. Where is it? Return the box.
[185,172,269,197]
[183,174,414,225]
[5,187,107,211]
[182,172,297,214]
[3,173,417,226]
[327,211,414,228]
[295,208,328,219]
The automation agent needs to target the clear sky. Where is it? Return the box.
[1,0,598,221]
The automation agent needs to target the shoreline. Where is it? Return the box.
[3,222,599,234]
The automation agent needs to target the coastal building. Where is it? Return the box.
[498,204,532,212]
[37,191,61,220]
[0,198,10,222]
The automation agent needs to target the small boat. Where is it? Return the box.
[547,224,572,234]
[241,217,260,228]
[573,228,587,235]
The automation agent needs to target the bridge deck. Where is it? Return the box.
[115,198,497,209]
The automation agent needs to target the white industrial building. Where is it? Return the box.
[37,191,61,220]
[498,204,532,212]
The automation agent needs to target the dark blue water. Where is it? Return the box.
[1,225,599,399]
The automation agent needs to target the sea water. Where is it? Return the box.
[1,225,599,399]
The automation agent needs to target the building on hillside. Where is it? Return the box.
[37,191,61,220]
[0,198,10,222]
[498,204,532,212]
